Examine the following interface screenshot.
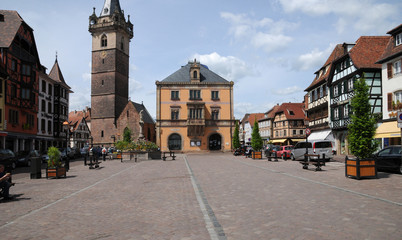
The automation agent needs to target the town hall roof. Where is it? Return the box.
[160,62,230,84]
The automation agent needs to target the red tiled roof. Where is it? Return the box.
[377,24,402,64]
[275,103,305,120]
[305,44,345,91]
[0,10,25,48]
[246,113,265,125]
[68,111,85,132]
[349,36,390,69]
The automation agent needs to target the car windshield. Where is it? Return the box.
[284,146,293,150]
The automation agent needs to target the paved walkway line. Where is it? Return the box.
[0,164,139,229]
[235,158,402,207]
[184,155,227,240]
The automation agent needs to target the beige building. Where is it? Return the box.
[156,60,235,152]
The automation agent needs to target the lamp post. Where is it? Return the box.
[62,121,70,171]
[304,118,310,161]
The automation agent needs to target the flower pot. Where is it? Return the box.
[345,156,377,180]
[46,167,67,179]
[252,151,262,159]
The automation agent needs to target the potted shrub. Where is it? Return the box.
[46,146,66,179]
[251,120,263,159]
[345,77,378,180]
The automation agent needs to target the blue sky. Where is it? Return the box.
[2,0,401,119]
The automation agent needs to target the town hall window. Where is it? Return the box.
[190,90,201,100]
[171,91,179,100]
[211,91,219,100]
[101,34,107,47]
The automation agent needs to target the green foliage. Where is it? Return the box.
[47,146,61,168]
[251,120,263,151]
[123,127,132,142]
[115,139,159,152]
[232,121,241,149]
[348,77,377,159]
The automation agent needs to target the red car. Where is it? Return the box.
[275,145,294,159]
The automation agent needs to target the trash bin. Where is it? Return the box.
[30,157,42,179]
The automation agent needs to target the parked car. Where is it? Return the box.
[374,145,402,174]
[276,145,294,159]
[264,145,280,157]
[58,148,68,161]
[16,150,41,167]
[0,149,17,170]
[291,140,334,161]
[41,153,49,163]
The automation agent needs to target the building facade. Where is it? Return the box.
[68,110,91,149]
[0,10,40,152]
[328,37,389,155]
[89,0,134,146]
[304,45,345,144]
[271,103,306,145]
[156,60,235,152]
[376,24,402,147]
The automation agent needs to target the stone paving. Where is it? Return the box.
[1,153,401,239]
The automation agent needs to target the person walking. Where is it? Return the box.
[0,164,13,200]
[102,146,107,161]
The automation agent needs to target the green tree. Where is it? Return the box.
[251,120,263,151]
[232,121,241,149]
[123,127,132,142]
[348,77,377,159]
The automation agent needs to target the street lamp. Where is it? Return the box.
[62,121,70,171]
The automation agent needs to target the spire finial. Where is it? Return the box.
[55,51,58,62]
[93,7,96,14]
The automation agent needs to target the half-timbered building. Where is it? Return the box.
[328,36,390,155]
[0,10,40,152]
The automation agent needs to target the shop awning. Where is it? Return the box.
[308,129,333,141]
[375,121,401,138]
[271,139,286,143]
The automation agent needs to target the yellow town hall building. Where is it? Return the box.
[156,60,235,152]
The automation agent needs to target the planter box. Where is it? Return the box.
[46,167,67,179]
[252,151,263,159]
[345,156,377,180]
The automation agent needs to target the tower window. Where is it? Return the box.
[0,14,4,22]
[101,131,104,137]
[121,37,124,50]
[102,59,105,64]
[101,35,107,47]
[102,80,104,85]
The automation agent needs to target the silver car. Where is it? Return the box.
[291,140,334,161]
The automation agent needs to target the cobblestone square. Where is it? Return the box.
[1,153,401,239]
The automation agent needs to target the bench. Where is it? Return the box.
[162,151,176,161]
[300,154,328,171]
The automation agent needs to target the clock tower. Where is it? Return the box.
[88,0,133,145]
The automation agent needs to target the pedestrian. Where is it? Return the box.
[0,164,13,200]
[102,146,107,161]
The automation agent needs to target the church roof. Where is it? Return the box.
[49,59,71,90]
[100,0,122,17]
[131,101,155,124]
[160,62,230,84]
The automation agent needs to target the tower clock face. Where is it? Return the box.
[101,51,107,59]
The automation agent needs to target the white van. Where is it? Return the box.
[291,140,334,161]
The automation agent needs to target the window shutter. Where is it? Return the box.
[387,93,393,111]
[387,63,393,79]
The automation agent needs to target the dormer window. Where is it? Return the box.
[193,71,197,79]
[101,34,107,47]
[396,33,402,46]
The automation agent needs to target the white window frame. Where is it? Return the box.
[396,33,402,46]
[394,60,401,74]
[395,91,402,103]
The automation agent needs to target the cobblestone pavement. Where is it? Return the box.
[1,153,401,240]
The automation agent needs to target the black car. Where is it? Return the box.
[375,145,402,174]
[0,149,17,170]
[16,150,41,167]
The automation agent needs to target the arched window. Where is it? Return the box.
[193,71,197,79]
[168,134,182,150]
[101,34,107,47]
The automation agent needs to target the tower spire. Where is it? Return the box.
[100,0,122,16]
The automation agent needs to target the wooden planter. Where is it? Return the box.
[46,167,67,179]
[252,151,263,159]
[345,156,377,180]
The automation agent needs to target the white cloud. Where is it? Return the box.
[129,78,143,95]
[220,12,296,53]
[293,44,335,71]
[271,86,302,95]
[279,0,398,34]
[192,52,253,82]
